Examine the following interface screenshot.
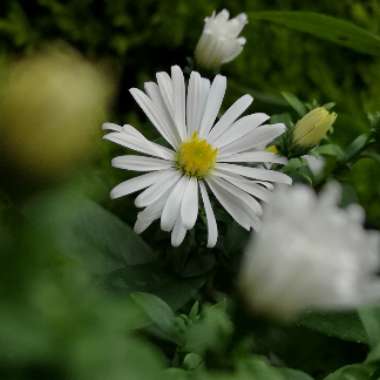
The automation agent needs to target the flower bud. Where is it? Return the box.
[293,107,337,148]
[194,9,247,71]
[0,46,113,179]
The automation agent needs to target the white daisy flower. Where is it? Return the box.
[195,9,247,71]
[103,65,290,247]
[240,183,380,320]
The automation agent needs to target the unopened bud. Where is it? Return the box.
[194,9,247,71]
[293,107,337,148]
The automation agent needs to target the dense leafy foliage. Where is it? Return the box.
[1,1,380,379]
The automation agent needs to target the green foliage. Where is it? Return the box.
[299,311,368,344]
[248,11,380,56]
[0,1,380,379]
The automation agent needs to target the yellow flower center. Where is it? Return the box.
[177,132,218,178]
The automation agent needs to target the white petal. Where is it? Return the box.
[221,42,244,64]
[129,87,179,148]
[219,123,286,157]
[187,72,204,136]
[195,33,220,70]
[216,163,292,185]
[230,13,248,36]
[102,122,122,132]
[210,175,263,217]
[134,217,152,234]
[161,176,189,231]
[112,155,173,172]
[137,192,169,221]
[198,78,211,129]
[213,113,270,148]
[171,219,187,247]
[143,82,181,147]
[104,125,175,160]
[198,74,227,138]
[171,66,187,140]
[206,177,252,230]
[213,169,272,202]
[134,191,170,234]
[302,154,325,176]
[216,9,230,21]
[181,177,199,229]
[156,71,174,118]
[208,95,253,143]
[255,181,275,190]
[218,151,287,165]
[199,181,218,248]
[110,170,171,199]
[135,170,181,208]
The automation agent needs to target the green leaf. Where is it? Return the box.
[278,368,314,380]
[237,357,283,380]
[24,191,157,274]
[323,364,375,380]
[228,79,288,107]
[281,92,307,117]
[237,357,313,380]
[131,292,178,342]
[184,303,233,355]
[362,151,380,164]
[366,343,380,363]
[345,134,371,161]
[248,11,380,56]
[106,264,206,310]
[359,307,380,348]
[298,311,368,344]
[314,144,345,160]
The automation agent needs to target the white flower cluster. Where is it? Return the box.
[240,183,380,319]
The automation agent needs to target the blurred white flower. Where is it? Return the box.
[103,65,290,247]
[195,9,248,71]
[303,154,325,176]
[239,183,380,320]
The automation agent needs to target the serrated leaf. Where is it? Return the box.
[249,11,380,56]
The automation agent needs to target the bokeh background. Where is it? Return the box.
[1,1,380,379]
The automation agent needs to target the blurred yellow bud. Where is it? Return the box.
[293,107,337,148]
[0,46,113,179]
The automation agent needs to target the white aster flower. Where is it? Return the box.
[103,65,290,247]
[195,9,247,70]
[239,183,380,320]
